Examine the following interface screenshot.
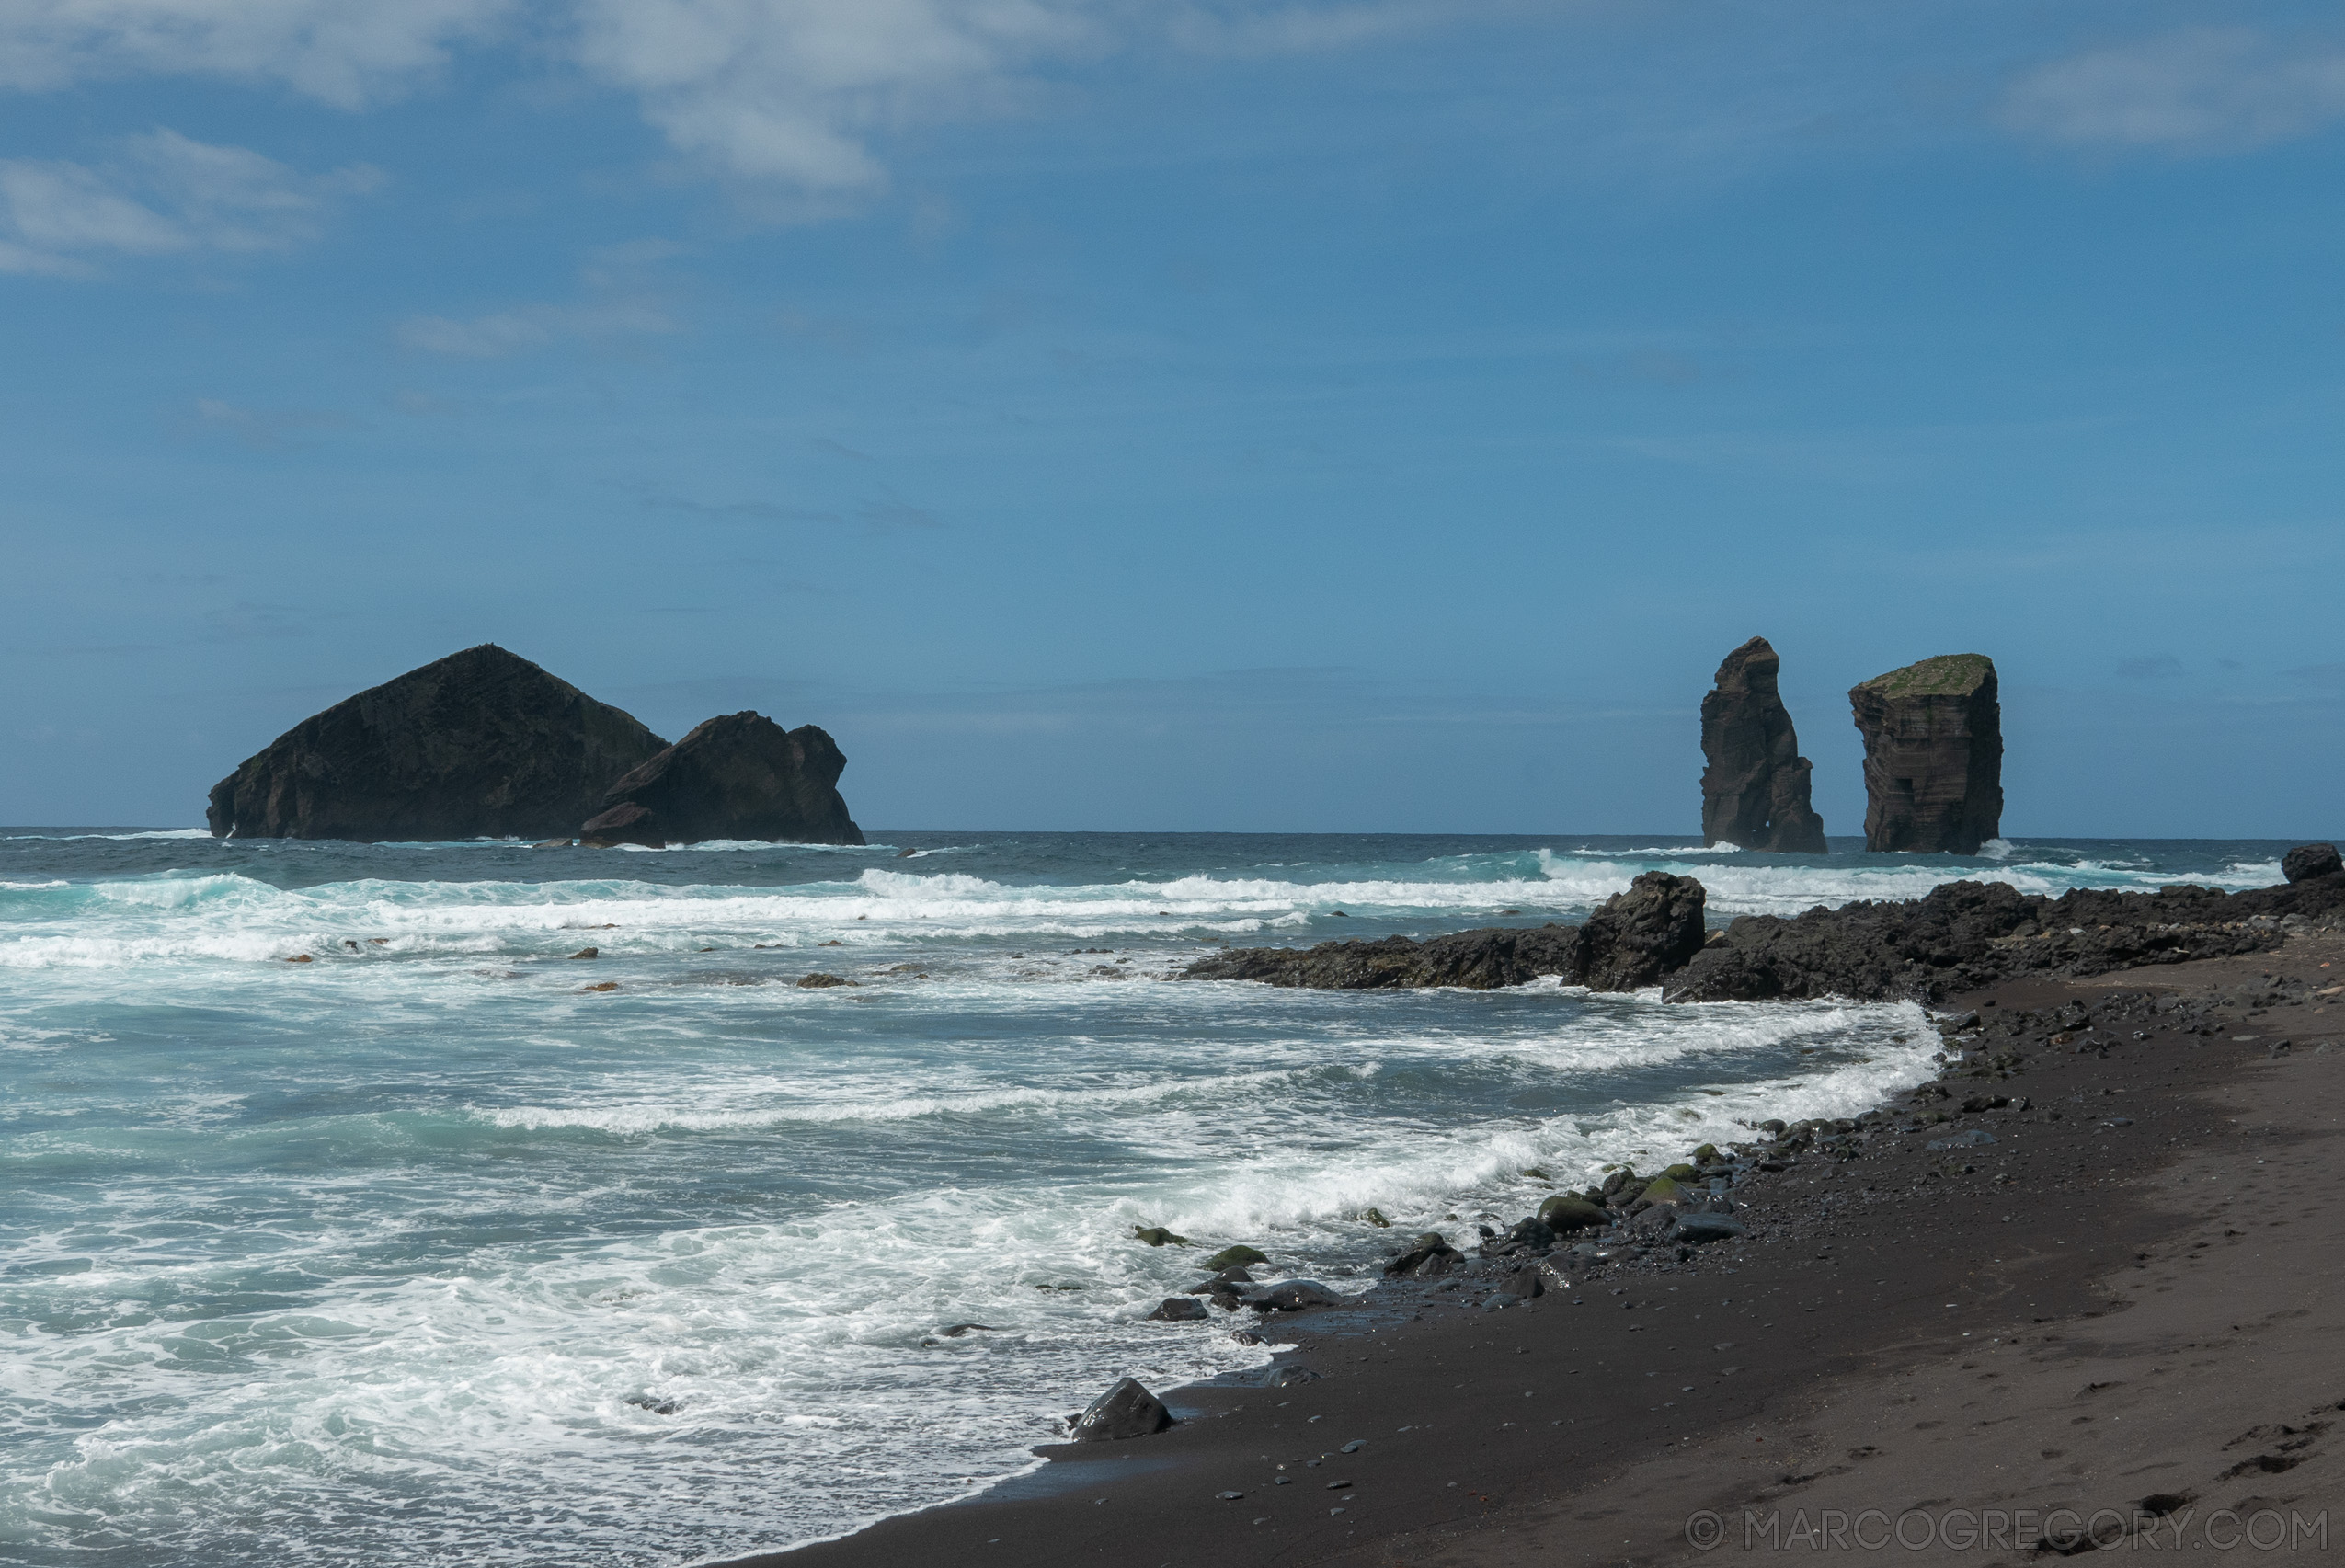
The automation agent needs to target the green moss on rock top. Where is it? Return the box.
[1856,653,1995,698]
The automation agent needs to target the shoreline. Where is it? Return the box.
[719,879,2345,1568]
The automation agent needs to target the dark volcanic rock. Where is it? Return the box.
[206,645,668,841]
[577,801,662,847]
[1182,923,1581,990]
[1661,876,2339,1004]
[1254,1279,1342,1311]
[1195,856,2345,1010]
[1070,1377,1173,1441]
[1848,654,2003,854]
[1182,876,1703,992]
[583,711,864,847]
[1699,636,1827,853]
[2283,843,2342,884]
[1573,872,1707,990]
[1537,1195,1608,1232]
[1672,1212,1747,1244]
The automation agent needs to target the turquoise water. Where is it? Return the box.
[0,831,2290,1565]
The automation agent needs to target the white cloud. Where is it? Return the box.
[2000,27,2345,154]
[1161,0,1486,57]
[0,0,513,109]
[0,1,1499,197]
[568,0,1104,189]
[397,311,555,358]
[0,129,380,274]
[566,1,1507,189]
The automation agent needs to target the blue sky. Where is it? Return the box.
[3,0,2341,836]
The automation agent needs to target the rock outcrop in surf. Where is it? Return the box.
[578,711,864,847]
[1699,636,1827,853]
[1181,874,1706,991]
[1189,871,2345,1005]
[1181,924,1582,990]
[1664,873,2345,1002]
[1573,871,1710,989]
[2283,843,2342,884]
[205,645,669,841]
[1848,654,2003,854]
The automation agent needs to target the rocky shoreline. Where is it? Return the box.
[739,852,2345,1568]
[1184,858,2345,1004]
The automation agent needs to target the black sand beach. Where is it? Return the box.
[738,922,2345,1566]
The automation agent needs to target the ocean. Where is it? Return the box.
[0,830,2293,1566]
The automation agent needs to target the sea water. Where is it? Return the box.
[0,831,2287,1566]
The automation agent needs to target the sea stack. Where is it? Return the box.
[1698,636,1827,853]
[206,645,669,841]
[578,711,864,847]
[1847,654,2003,854]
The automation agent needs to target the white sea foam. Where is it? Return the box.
[0,840,2278,974]
[480,1065,1319,1133]
[0,834,2292,1562]
[1,828,212,841]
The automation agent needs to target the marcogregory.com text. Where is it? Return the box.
[1685,1506,2328,1553]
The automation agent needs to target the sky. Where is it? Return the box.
[2,0,2341,837]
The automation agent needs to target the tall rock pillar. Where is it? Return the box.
[1699,636,1828,853]
[1848,654,2003,854]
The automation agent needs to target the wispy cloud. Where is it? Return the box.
[184,396,357,448]
[396,298,678,356]
[1161,0,1503,57]
[0,129,379,276]
[1999,28,2345,154]
[1,1,1525,200]
[0,0,513,109]
[397,242,681,356]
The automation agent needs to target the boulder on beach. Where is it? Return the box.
[1848,654,2004,854]
[1537,1195,1608,1232]
[1146,1296,1209,1322]
[1671,1211,1747,1244]
[206,644,669,841]
[1699,636,1827,853]
[1254,1279,1341,1311]
[1201,1245,1268,1270]
[1504,1217,1557,1251]
[2283,843,2342,884]
[1633,1174,1691,1208]
[581,711,864,847]
[1070,1377,1174,1441]
[1385,1238,1463,1276]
